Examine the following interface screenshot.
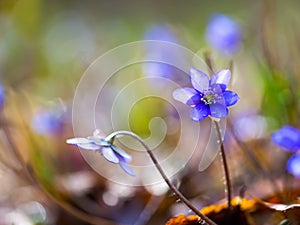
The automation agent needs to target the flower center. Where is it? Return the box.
[201,90,220,105]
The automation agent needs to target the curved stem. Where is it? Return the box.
[106,131,217,225]
[214,121,232,210]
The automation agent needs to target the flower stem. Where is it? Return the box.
[214,121,232,210]
[106,130,217,225]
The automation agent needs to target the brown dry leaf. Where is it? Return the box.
[253,196,300,223]
[166,214,199,225]
[166,197,255,225]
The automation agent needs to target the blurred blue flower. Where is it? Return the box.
[143,24,186,82]
[66,130,135,176]
[286,154,300,178]
[0,84,5,110]
[205,14,242,55]
[271,126,300,152]
[144,24,177,43]
[173,68,239,122]
[31,109,65,136]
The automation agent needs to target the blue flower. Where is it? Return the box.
[205,14,242,55]
[271,126,300,152]
[31,108,65,135]
[286,154,300,178]
[0,84,5,110]
[66,130,135,176]
[144,24,177,43]
[173,68,239,122]
[143,24,185,82]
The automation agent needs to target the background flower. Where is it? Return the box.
[142,24,187,84]
[286,154,300,178]
[205,13,242,55]
[272,125,300,178]
[0,84,5,110]
[271,125,300,152]
[31,108,65,136]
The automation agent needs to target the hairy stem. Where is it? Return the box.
[214,121,232,210]
[106,130,217,225]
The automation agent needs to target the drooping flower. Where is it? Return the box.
[271,126,300,152]
[173,68,239,122]
[66,130,135,176]
[205,13,242,55]
[31,108,65,135]
[286,154,300,178]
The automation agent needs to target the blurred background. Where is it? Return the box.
[1,0,300,224]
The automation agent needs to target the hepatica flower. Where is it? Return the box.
[271,126,300,152]
[205,14,242,55]
[286,154,300,178]
[66,130,135,176]
[143,24,184,81]
[272,126,300,178]
[0,83,5,110]
[173,68,239,122]
[31,108,65,135]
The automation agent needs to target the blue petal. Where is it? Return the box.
[271,126,300,152]
[119,160,135,176]
[173,88,198,105]
[210,69,231,87]
[209,103,228,118]
[286,154,300,178]
[77,143,101,150]
[223,90,239,106]
[190,68,209,93]
[210,84,226,96]
[186,94,202,106]
[111,145,132,162]
[190,104,209,122]
[102,147,120,163]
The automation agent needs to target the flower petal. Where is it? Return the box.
[209,103,228,118]
[119,160,135,176]
[102,147,120,163]
[66,138,92,144]
[223,90,239,106]
[271,126,300,152]
[210,69,231,87]
[77,143,101,150]
[173,88,198,105]
[111,145,132,162]
[190,104,209,122]
[190,68,209,92]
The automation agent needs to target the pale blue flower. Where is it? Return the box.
[0,84,5,110]
[286,154,300,178]
[31,109,64,135]
[205,14,242,55]
[67,130,135,176]
[271,126,300,152]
